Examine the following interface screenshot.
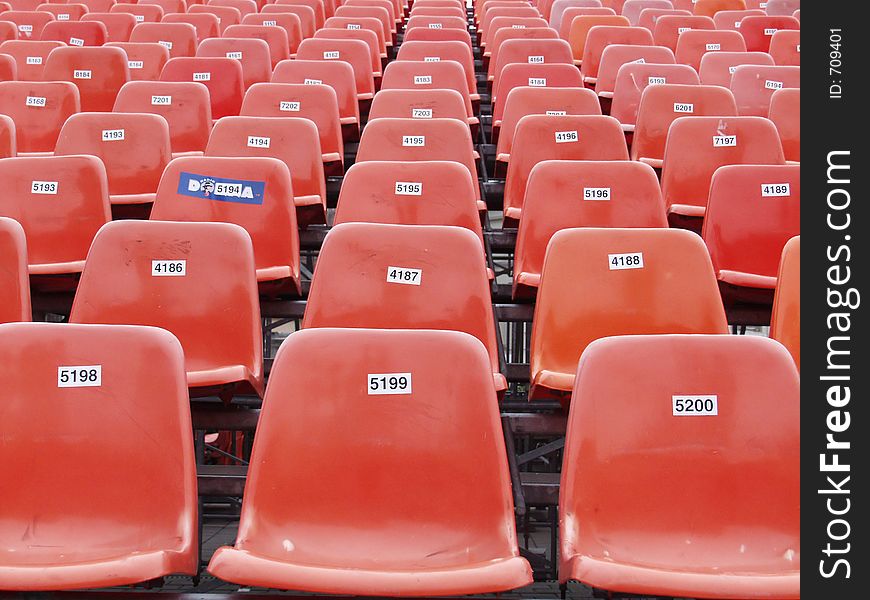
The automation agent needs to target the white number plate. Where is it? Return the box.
[368,372,412,395]
[412,108,433,118]
[395,181,422,195]
[387,266,422,285]
[705,43,721,51]
[25,96,46,107]
[303,78,322,85]
[528,55,544,63]
[528,77,547,86]
[151,95,172,105]
[648,76,666,85]
[26,56,42,65]
[101,129,125,141]
[402,135,425,146]
[761,183,791,197]
[193,72,211,81]
[323,51,340,59]
[414,75,432,84]
[151,260,187,276]
[226,51,243,59]
[583,187,611,201]
[713,135,737,147]
[672,395,718,416]
[247,136,271,148]
[73,70,91,79]
[555,130,578,143]
[608,252,644,270]
[31,181,58,195]
[58,365,102,388]
[765,80,783,90]
[673,102,694,113]
[279,101,301,111]
[128,60,144,69]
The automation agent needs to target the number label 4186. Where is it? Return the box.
[152,260,187,276]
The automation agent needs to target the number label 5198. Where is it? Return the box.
[58,365,102,388]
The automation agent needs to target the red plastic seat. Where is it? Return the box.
[196,37,270,89]
[730,63,799,116]
[130,22,198,58]
[764,0,800,16]
[380,59,476,126]
[0,155,110,278]
[295,37,375,101]
[770,235,799,369]
[636,7,691,31]
[162,12,220,43]
[513,160,666,298]
[768,86,798,163]
[324,15,387,61]
[491,37,573,92]
[403,22,473,48]
[595,44,676,100]
[0,111,12,158]
[480,6,540,44]
[567,15,629,63]
[369,88,471,125]
[530,228,728,400]
[0,20,16,46]
[560,333,799,598]
[738,14,798,52]
[106,41,170,80]
[580,25,653,84]
[609,62,698,131]
[37,3,89,22]
[70,219,265,397]
[110,3,166,25]
[81,12,138,42]
[405,15,470,31]
[334,5,393,50]
[356,117,483,209]
[0,217,30,323]
[410,5,464,18]
[632,83,738,166]
[556,7,617,39]
[495,86,601,170]
[622,0,672,24]
[769,28,799,65]
[209,0,257,18]
[703,163,799,315]
[113,80,212,155]
[276,0,326,28]
[334,160,484,251]
[661,115,785,225]
[314,26,383,80]
[483,18,551,59]
[698,49,773,86]
[151,156,301,294]
[207,327,532,593]
[224,24,290,67]
[396,39,478,104]
[693,0,748,17]
[492,62,583,121]
[160,56,244,119]
[302,223,506,392]
[240,82,343,173]
[42,46,129,112]
[40,20,108,46]
[0,39,63,80]
[0,321,199,590]
[653,14,714,50]
[241,13,302,57]
[54,112,171,206]
[0,81,79,153]
[139,0,187,15]
[0,10,54,41]
[674,28,746,69]
[260,4,314,37]
[0,52,14,81]
[504,115,628,223]
[205,116,327,225]
[711,8,763,30]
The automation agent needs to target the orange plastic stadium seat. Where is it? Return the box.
[579,25,653,84]
[113,80,212,155]
[189,4,242,34]
[260,4,315,37]
[162,12,221,43]
[240,82,343,173]
[769,28,799,65]
[196,37,271,89]
[594,44,675,100]
[622,0,673,25]
[106,41,170,80]
[130,22,198,58]
[0,155,110,278]
[567,15,629,64]
[224,24,290,67]
[111,3,166,25]
[314,26,383,81]
[151,156,301,294]
[160,56,244,118]
[209,0,257,19]
[40,20,109,46]
[698,49,773,86]
[529,228,728,400]
[140,0,187,15]
[495,86,601,170]
[207,327,532,593]
[0,217,30,323]
[556,7,618,40]
[491,63,583,120]
[241,13,302,57]
[54,112,171,206]
[42,46,129,112]
[609,62,698,130]
[636,8,691,32]
[276,0,326,28]
[674,28,746,69]
[559,333,799,598]
[632,83,738,167]
[0,53,14,81]
[653,14,715,50]
[0,21,16,46]
[661,115,785,226]
[711,8,763,30]
[270,58,359,138]
[324,15,387,60]
[693,0,748,17]
[0,113,12,156]
[380,59,476,126]
[483,18,552,60]
[403,22,473,48]
[334,160,484,251]
[405,15,470,31]
[356,118,483,210]
[82,12,138,42]
[480,6,540,44]
[346,0,396,30]
[771,235,799,369]
[513,160,666,298]
[703,163,799,313]
[69,220,265,397]
[730,64,799,116]
[301,223,506,392]
[490,37,573,90]
[410,5,464,18]
[295,37,375,101]
[0,39,63,80]
[0,322,199,590]
[37,3,89,22]
[205,116,326,225]
[738,14,798,52]
[503,115,628,223]
[0,10,54,41]
[396,40,478,104]
[369,88,471,125]
[0,81,79,153]
[333,6,393,49]
[6,0,40,7]
[768,87,798,163]
[764,0,800,15]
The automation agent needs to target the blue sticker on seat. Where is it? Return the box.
[177,172,266,205]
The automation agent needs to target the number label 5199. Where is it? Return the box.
[368,372,412,395]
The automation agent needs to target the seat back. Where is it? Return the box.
[42,45,130,111]
[492,62,584,122]
[557,7,617,39]
[491,37,573,87]
[693,0,748,17]
[130,21,197,58]
[396,40,476,99]
[580,25,653,82]
[160,56,244,118]
[162,13,221,43]
[197,37,271,89]
[530,228,728,398]
[730,64,799,116]
[652,14,714,50]
[770,235,799,369]
[593,43,675,95]
[241,13,302,57]
[765,0,800,16]
[369,88,469,122]
[0,155,110,272]
[314,26,382,78]
[1,10,55,40]
[0,217,30,323]
[674,28,746,69]
[567,15,629,61]
[551,1,612,30]
[140,0,187,15]
[270,58,359,128]
[609,62,699,127]
[635,7,690,31]
[769,29,799,66]
[110,3,166,24]
[295,37,375,99]
[210,0,257,18]
[260,4,314,36]
[224,24,290,67]
[70,219,263,386]
[37,3,89,22]
[381,59,473,116]
[738,15,799,52]
[40,19,109,46]
[0,80,80,152]
[697,49,773,86]
[106,41,170,80]
[0,39,64,80]
[113,80,212,153]
[711,8,763,30]
[189,4,242,33]
[277,0,325,27]
[82,12,139,42]
[403,23,473,47]
[768,87,799,162]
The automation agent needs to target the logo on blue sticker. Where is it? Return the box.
[177,172,266,205]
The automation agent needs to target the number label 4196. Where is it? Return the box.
[368,372,412,395]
